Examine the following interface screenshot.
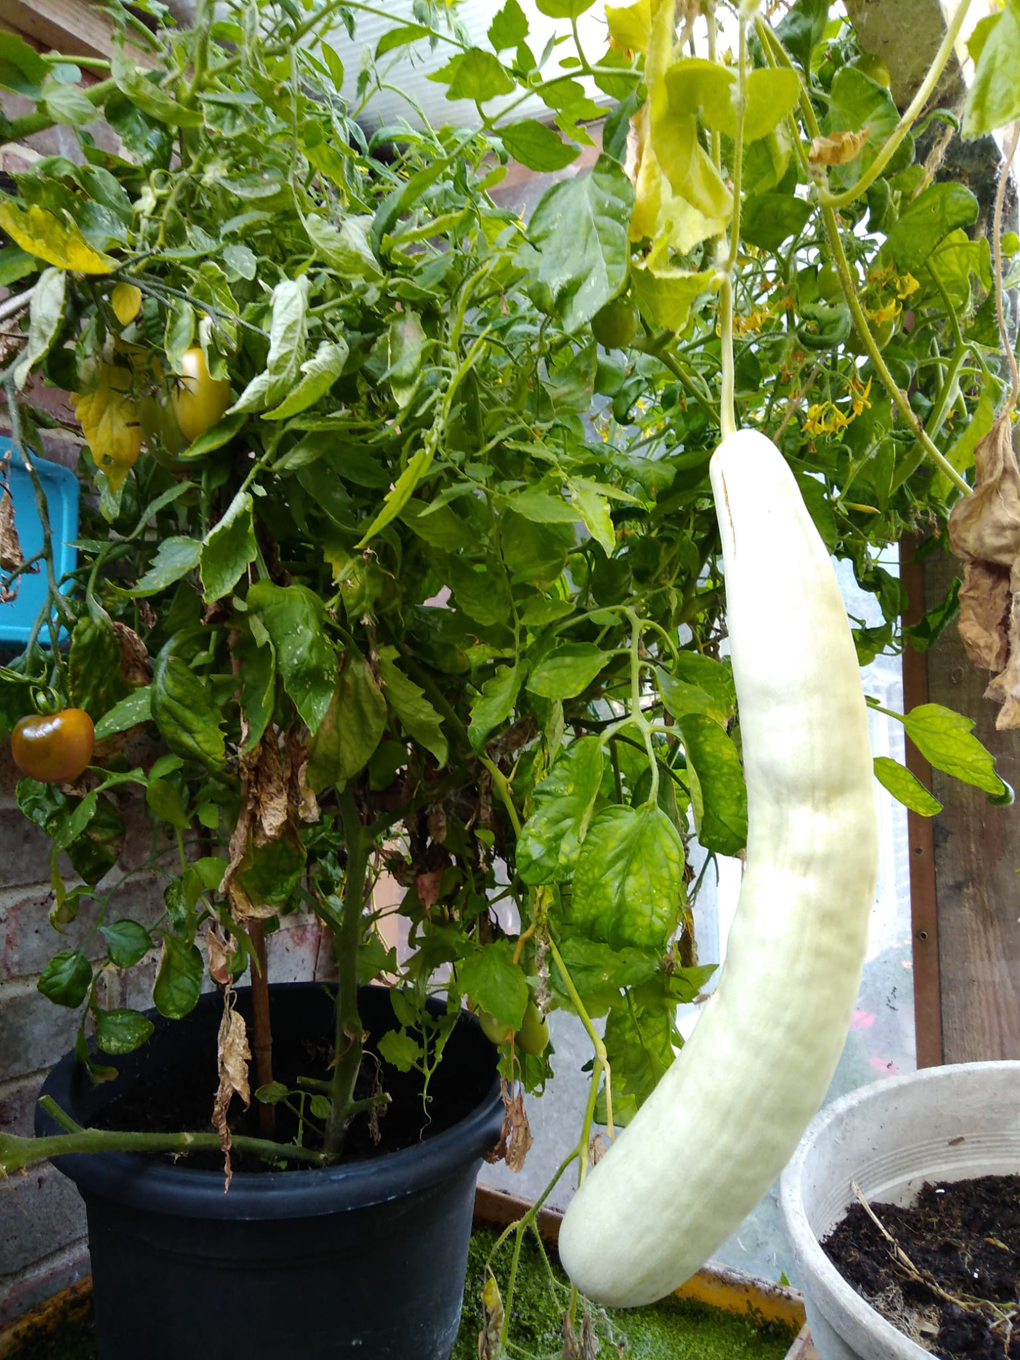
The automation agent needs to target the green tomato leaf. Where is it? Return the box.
[677,714,747,856]
[38,951,93,1008]
[14,267,66,389]
[100,918,153,967]
[458,939,529,1030]
[94,1007,155,1056]
[963,0,1020,138]
[427,50,516,102]
[898,703,1007,797]
[307,648,388,791]
[377,647,448,766]
[739,194,814,252]
[236,834,306,911]
[145,777,190,830]
[68,615,126,720]
[500,120,578,172]
[246,581,338,735]
[488,0,529,49]
[883,183,980,274]
[153,934,204,1019]
[130,536,202,596]
[200,490,257,602]
[549,935,660,1016]
[516,735,604,884]
[378,1029,424,1073]
[262,341,350,421]
[526,643,606,700]
[599,994,675,1125]
[522,154,634,333]
[468,663,523,753]
[570,803,685,950]
[94,685,151,741]
[151,641,226,769]
[873,756,942,817]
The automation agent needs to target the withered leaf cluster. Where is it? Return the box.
[948,411,1020,727]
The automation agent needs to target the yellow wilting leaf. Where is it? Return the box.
[605,0,651,53]
[111,282,142,326]
[809,127,872,168]
[72,361,143,487]
[0,201,113,275]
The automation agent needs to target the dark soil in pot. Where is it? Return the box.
[823,1173,1020,1359]
[90,982,488,1172]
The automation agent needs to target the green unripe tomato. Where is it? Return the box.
[850,53,892,89]
[478,1010,514,1046]
[516,998,550,1056]
[591,297,639,350]
[845,316,895,356]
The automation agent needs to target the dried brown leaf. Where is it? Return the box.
[957,561,1010,672]
[580,1305,600,1360]
[985,592,1020,729]
[948,413,1020,575]
[562,1314,581,1360]
[589,1133,608,1167]
[416,867,444,913]
[206,925,235,987]
[809,127,871,167]
[0,488,23,575]
[505,1083,533,1174]
[478,1273,504,1360]
[212,988,251,1191]
[113,621,152,687]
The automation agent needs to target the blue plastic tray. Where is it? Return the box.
[0,437,80,645]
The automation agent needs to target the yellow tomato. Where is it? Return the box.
[171,348,232,444]
[72,362,143,490]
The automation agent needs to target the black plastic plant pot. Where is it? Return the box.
[36,983,504,1360]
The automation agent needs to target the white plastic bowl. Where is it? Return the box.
[779,1061,1020,1360]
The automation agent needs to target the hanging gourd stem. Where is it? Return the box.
[993,121,1020,419]
[757,20,972,496]
[718,8,752,440]
[818,0,974,211]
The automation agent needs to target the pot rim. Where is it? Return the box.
[36,983,505,1221]
[779,1060,1020,1360]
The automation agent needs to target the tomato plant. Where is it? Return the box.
[171,348,232,444]
[11,710,95,784]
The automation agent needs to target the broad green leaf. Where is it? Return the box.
[906,577,961,655]
[234,627,275,752]
[873,757,942,817]
[0,33,49,96]
[151,640,226,769]
[516,735,604,884]
[523,154,634,333]
[775,0,827,69]
[605,0,650,52]
[488,0,529,51]
[630,264,718,332]
[549,935,660,1014]
[570,803,685,950]
[572,483,615,557]
[511,491,579,523]
[38,951,92,1007]
[0,245,36,288]
[677,715,747,855]
[14,268,66,389]
[600,996,675,1124]
[536,0,596,15]
[94,686,151,741]
[883,183,979,274]
[262,341,349,420]
[0,201,112,274]
[670,653,735,723]
[387,313,426,407]
[526,643,606,700]
[501,120,578,172]
[468,663,522,753]
[201,490,256,602]
[400,498,476,551]
[963,0,1020,138]
[377,647,448,766]
[427,50,516,102]
[111,47,202,127]
[307,649,388,791]
[375,24,429,57]
[447,554,512,625]
[822,65,899,186]
[502,512,574,587]
[458,939,528,1029]
[100,919,153,967]
[153,934,204,1019]
[378,1029,424,1072]
[656,668,717,724]
[41,80,100,129]
[68,615,125,720]
[146,777,190,830]
[178,412,247,459]
[739,194,814,252]
[320,41,345,88]
[247,581,338,735]
[899,703,1007,797]
[303,213,382,280]
[95,1008,155,1055]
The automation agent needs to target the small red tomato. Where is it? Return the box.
[11,709,96,783]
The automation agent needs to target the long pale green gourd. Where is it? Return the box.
[558,429,879,1307]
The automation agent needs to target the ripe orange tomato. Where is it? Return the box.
[171,348,232,444]
[11,709,95,783]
